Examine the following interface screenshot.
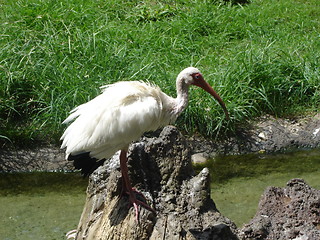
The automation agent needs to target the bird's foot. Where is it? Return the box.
[124,188,156,221]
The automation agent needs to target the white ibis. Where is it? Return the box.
[60,67,229,220]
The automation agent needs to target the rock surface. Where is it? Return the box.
[239,178,320,240]
[74,126,238,240]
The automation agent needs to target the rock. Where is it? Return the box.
[313,127,320,136]
[239,178,320,240]
[258,132,267,141]
[191,152,209,164]
[74,126,238,240]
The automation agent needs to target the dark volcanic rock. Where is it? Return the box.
[239,178,320,240]
[74,126,238,240]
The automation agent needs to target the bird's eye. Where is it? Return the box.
[193,73,201,80]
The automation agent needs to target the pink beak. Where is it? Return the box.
[193,77,230,120]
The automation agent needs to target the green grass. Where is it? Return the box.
[1,0,320,145]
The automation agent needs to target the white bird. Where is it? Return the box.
[60,67,229,219]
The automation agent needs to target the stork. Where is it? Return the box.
[61,67,229,220]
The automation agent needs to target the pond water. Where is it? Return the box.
[0,173,87,240]
[1,148,319,239]
[199,148,320,227]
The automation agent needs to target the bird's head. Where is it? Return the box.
[178,67,229,120]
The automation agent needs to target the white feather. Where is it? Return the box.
[60,81,175,159]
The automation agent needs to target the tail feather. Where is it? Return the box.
[68,152,105,177]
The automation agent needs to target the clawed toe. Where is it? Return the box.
[122,188,156,221]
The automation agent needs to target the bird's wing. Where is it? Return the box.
[60,81,164,160]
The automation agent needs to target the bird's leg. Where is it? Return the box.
[119,150,155,220]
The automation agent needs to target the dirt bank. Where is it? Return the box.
[1,114,320,172]
[189,113,320,157]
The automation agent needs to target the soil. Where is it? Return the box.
[1,114,320,172]
[189,113,320,157]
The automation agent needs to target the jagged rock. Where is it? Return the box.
[191,152,210,164]
[239,178,320,240]
[74,126,238,240]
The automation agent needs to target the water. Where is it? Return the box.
[199,148,320,227]
[0,149,319,239]
[0,173,87,240]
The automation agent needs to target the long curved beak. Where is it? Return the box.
[193,78,230,120]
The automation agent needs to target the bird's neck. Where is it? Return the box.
[174,79,189,115]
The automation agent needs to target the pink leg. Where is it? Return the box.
[119,150,155,221]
